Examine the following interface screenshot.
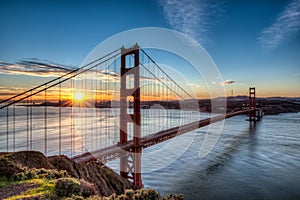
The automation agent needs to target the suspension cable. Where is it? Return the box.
[140,48,194,100]
[0,49,120,109]
[1,51,120,109]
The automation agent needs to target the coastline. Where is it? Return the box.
[0,151,183,200]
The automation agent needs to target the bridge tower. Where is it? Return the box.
[249,87,257,122]
[120,44,142,187]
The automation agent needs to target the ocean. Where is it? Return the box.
[0,107,299,199]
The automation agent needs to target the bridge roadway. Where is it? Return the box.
[72,109,253,163]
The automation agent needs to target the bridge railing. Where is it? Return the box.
[0,48,121,156]
[0,45,214,158]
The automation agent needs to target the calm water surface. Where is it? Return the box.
[1,108,299,199]
[141,112,300,200]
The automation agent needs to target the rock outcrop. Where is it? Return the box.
[0,151,134,198]
[48,155,134,196]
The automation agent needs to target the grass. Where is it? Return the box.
[2,176,97,200]
[4,178,56,200]
[2,177,184,200]
[1,164,69,199]
[10,168,68,181]
[0,176,37,188]
[1,152,184,199]
[0,178,25,188]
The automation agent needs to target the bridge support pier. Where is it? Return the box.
[120,44,142,188]
[249,87,256,122]
[248,87,262,122]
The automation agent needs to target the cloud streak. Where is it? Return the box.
[0,59,76,77]
[0,59,128,87]
[158,0,221,43]
[221,80,235,86]
[258,0,300,49]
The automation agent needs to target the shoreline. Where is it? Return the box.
[0,151,183,200]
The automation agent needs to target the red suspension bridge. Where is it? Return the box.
[0,44,262,187]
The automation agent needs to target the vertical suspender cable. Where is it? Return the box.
[27,98,29,150]
[59,80,62,155]
[84,75,87,153]
[157,67,162,126]
[44,85,47,155]
[6,106,9,151]
[91,67,94,149]
[166,74,169,129]
[106,61,108,146]
[13,101,15,151]
[165,70,168,128]
[172,82,174,127]
[95,66,98,149]
[70,79,73,156]
[109,59,112,144]
[140,52,143,136]
[146,56,149,134]
[147,57,150,134]
[113,55,117,142]
[81,77,84,153]
[100,69,103,147]
[98,65,101,148]
[30,92,33,150]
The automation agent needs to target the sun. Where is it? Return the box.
[73,92,84,102]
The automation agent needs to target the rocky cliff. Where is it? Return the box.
[0,151,134,199]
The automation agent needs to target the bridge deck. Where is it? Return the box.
[72,109,252,163]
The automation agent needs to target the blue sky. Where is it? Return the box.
[0,0,299,97]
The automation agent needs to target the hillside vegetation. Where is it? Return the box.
[0,151,183,200]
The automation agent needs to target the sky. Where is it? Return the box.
[0,0,299,98]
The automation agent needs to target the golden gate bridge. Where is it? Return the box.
[0,44,262,187]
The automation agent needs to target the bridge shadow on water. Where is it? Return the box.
[143,116,262,199]
[183,123,262,199]
[205,122,260,176]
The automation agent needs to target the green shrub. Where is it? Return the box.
[8,168,68,181]
[115,194,128,200]
[11,172,26,181]
[104,188,178,200]
[125,189,134,198]
[0,157,25,179]
[162,193,184,200]
[54,178,97,198]
[26,169,38,179]
[55,177,81,197]
[145,188,160,199]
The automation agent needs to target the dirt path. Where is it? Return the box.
[0,182,39,199]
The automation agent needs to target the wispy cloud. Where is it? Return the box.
[258,0,300,49]
[0,59,124,84]
[221,80,235,86]
[158,0,222,43]
[0,59,76,77]
[188,82,201,88]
